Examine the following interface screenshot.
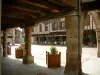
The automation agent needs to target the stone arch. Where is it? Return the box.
[90,11,100,57]
[83,11,97,46]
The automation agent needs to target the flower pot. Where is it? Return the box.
[46,51,61,68]
[7,46,11,55]
[15,49,26,58]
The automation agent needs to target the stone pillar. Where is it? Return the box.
[64,12,86,75]
[23,26,34,64]
[90,11,100,57]
[3,29,7,57]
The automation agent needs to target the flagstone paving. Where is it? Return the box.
[1,45,100,75]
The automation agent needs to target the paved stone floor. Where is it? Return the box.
[1,45,100,75]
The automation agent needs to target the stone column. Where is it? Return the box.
[3,29,7,57]
[23,26,34,64]
[64,12,86,75]
[90,11,100,57]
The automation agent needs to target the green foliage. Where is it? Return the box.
[21,43,25,49]
[21,41,26,49]
[16,44,25,50]
[50,46,57,54]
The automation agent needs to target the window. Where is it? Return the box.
[45,24,48,31]
[39,24,42,32]
[59,22,63,30]
[15,30,17,35]
[52,22,58,30]
[32,27,34,32]
[59,21,65,30]
[62,21,65,29]
[52,23,55,30]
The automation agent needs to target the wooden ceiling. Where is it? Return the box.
[2,0,100,30]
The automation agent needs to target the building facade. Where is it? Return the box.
[31,17,66,45]
[4,13,96,46]
[1,28,23,45]
[30,13,97,46]
[15,28,23,44]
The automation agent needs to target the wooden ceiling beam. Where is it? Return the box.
[7,6,45,16]
[35,12,70,23]
[61,0,77,8]
[2,15,25,19]
[3,0,53,16]
[18,0,60,13]
[29,0,67,11]
[2,17,24,25]
[2,6,41,17]
[48,0,77,8]
[2,9,40,20]
[2,16,35,27]
[3,12,34,18]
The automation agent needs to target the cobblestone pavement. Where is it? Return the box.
[1,45,100,75]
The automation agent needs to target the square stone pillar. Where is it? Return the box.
[23,26,34,64]
[64,12,86,75]
[3,29,7,57]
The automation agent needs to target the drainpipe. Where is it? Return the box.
[78,0,82,74]
[78,0,81,57]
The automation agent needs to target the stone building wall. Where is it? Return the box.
[20,13,96,45]
[31,13,96,45]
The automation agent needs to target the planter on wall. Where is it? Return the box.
[7,46,11,55]
[15,49,26,58]
[46,51,61,68]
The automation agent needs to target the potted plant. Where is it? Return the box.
[46,46,61,68]
[15,44,26,58]
[7,46,11,55]
[7,42,11,55]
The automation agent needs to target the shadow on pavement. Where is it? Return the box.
[82,72,89,75]
[2,57,89,75]
[1,57,65,75]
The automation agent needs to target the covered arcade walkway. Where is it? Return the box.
[1,45,100,75]
[1,0,100,75]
